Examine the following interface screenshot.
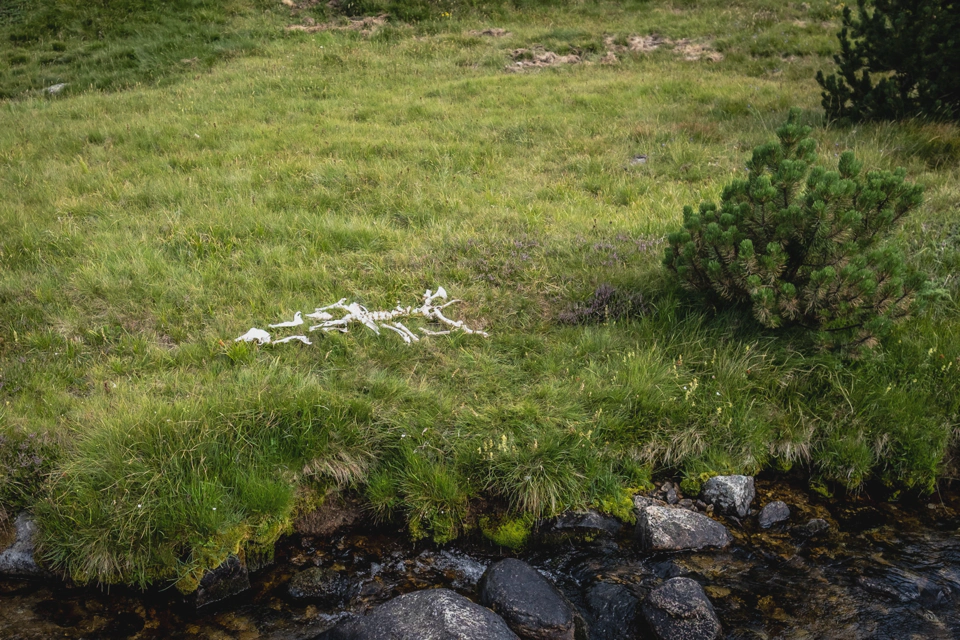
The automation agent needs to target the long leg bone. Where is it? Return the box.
[269,311,304,328]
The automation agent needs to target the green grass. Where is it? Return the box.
[0,0,287,100]
[1,0,959,590]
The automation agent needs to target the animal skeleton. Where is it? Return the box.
[235,287,488,346]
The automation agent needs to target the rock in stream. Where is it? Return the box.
[479,558,577,640]
[316,588,519,640]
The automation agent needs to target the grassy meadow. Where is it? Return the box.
[1,0,959,591]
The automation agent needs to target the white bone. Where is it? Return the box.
[382,324,412,343]
[419,328,451,336]
[391,322,420,342]
[273,335,312,345]
[249,287,487,345]
[235,328,271,344]
[269,311,303,328]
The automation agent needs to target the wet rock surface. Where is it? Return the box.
[315,588,519,640]
[642,577,721,640]
[792,517,831,538]
[194,555,250,608]
[582,581,641,640]
[636,505,732,551]
[289,566,352,603]
[535,510,622,541]
[0,477,959,639]
[479,558,575,639]
[0,514,47,579]
[701,475,755,518]
[757,500,790,528]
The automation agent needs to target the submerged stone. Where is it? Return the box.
[641,577,721,640]
[315,588,519,640]
[700,476,755,518]
[288,566,352,602]
[791,518,830,539]
[856,568,952,608]
[583,580,641,640]
[636,506,731,551]
[536,510,623,540]
[757,501,791,528]
[479,558,576,639]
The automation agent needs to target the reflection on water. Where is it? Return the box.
[1,477,957,639]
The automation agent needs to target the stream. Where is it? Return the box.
[1,476,958,639]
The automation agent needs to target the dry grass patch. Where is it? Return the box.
[507,47,582,71]
[602,34,723,63]
[286,14,388,36]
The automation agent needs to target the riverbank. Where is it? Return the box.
[1,475,958,638]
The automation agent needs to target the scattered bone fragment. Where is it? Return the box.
[269,311,304,328]
[235,328,271,344]
[273,335,313,345]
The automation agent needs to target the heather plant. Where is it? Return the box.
[816,0,960,121]
[664,109,927,349]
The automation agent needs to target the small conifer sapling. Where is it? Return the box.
[663,109,927,349]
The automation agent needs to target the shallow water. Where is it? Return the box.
[1,477,958,639]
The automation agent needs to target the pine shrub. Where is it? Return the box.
[816,0,960,121]
[663,109,927,349]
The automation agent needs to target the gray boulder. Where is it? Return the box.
[641,577,721,640]
[316,588,519,640]
[636,506,731,551]
[479,558,576,640]
[0,514,48,578]
[700,476,755,518]
[757,501,790,528]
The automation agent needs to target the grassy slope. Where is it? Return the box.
[0,0,280,99]
[1,0,958,589]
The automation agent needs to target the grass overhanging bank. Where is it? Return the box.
[1,0,959,591]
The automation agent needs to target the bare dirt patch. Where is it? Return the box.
[280,0,324,9]
[601,34,723,63]
[604,34,671,54]
[469,28,511,37]
[286,14,388,37]
[673,39,724,62]
[506,48,581,71]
